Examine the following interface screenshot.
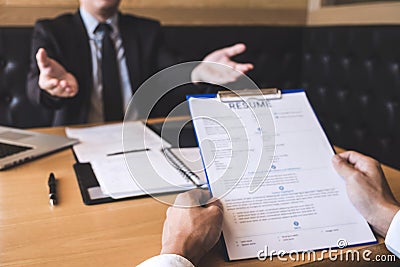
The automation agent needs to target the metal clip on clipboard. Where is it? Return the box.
[217,88,282,102]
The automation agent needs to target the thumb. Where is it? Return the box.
[332,154,358,180]
[36,48,50,69]
[222,43,246,58]
[174,189,210,207]
[204,197,224,214]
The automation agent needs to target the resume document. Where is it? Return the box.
[188,91,376,260]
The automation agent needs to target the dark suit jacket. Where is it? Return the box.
[27,11,179,126]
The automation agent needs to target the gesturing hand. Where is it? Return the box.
[36,48,78,98]
[332,151,400,237]
[191,43,254,85]
[161,189,224,265]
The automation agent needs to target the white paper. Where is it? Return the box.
[189,92,376,260]
[169,147,207,185]
[66,122,201,199]
[66,122,170,162]
[89,152,194,199]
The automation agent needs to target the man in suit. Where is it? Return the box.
[27,0,253,126]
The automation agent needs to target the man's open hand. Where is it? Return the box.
[36,48,78,98]
[191,43,254,84]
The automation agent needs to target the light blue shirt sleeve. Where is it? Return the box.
[137,254,195,267]
[385,210,400,258]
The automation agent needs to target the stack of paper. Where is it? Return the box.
[66,122,204,199]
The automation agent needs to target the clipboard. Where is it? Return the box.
[186,88,377,261]
[187,88,305,101]
[217,87,282,101]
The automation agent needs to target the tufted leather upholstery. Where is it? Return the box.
[0,28,52,128]
[302,26,400,169]
[152,26,303,118]
[0,25,398,168]
[162,26,303,89]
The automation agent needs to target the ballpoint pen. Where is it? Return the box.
[48,173,57,206]
[107,148,150,157]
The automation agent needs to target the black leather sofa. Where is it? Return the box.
[0,25,399,169]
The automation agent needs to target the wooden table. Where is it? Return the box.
[0,125,399,267]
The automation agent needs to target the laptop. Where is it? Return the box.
[0,125,78,170]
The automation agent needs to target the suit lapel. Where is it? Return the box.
[118,13,140,93]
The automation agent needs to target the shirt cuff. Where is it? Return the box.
[385,210,400,258]
[137,254,195,267]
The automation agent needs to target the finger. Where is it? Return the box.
[337,151,369,165]
[204,198,224,228]
[36,48,50,69]
[192,189,213,206]
[48,85,73,98]
[47,86,64,97]
[39,76,59,91]
[62,87,77,97]
[233,63,254,73]
[166,207,172,218]
[59,79,68,89]
[222,43,247,58]
[59,80,73,92]
[337,151,380,175]
[332,154,359,180]
[63,87,72,95]
[205,197,223,212]
[60,80,79,96]
[174,189,210,207]
[57,81,71,96]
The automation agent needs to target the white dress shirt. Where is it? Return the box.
[79,7,133,123]
[137,254,194,267]
[385,209,400,258]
